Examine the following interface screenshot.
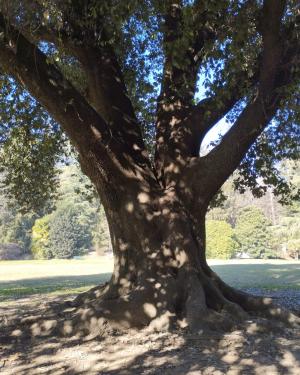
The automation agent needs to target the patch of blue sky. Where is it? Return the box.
[195,71,233,152]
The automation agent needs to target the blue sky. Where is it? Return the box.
[195,74,232,152]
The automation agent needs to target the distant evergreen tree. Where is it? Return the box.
[206,220,237,259]
[31,215,51,259]
[48,207,89,259]
[234,207,273,258]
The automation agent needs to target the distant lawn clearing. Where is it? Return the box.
[0,257,299,302]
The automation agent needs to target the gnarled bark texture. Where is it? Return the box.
[71,156,299,333]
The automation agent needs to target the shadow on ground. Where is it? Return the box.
[0,263,299,374]
[0,311,299,375]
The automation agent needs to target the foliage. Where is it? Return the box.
[92,206,111,255]
[56,165,109,253]
[234,115,300,204]
[12,163,110,259]
[30,164,106,260]
[4,214,36,251]
[234,207,273,259]
[0,192,35,252]
[0,76,65,213]
[48,206,89,259]
[31,215,51,259]
[0,1,299,210]
[206,220,237,259]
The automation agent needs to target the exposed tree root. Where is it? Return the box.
[67,264,300,336]
[205,267,300,324]
[72,283,109,306]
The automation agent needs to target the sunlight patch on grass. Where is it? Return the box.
[0,258,299,301]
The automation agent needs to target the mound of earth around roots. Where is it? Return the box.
[0,292,299,375]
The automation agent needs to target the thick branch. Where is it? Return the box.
[155,1,217,183]
[0,13,155,188]
[0,13,110,154]
[185,69,259,149]
[73,45,138,128]
[3,0,145,154]
[186,0,294,202]
[53,0,139,128]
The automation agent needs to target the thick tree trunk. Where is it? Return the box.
[68,155,300,335]
[69,158,271,333]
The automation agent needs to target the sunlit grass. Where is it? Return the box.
[211,262,300,290]
[0,285,92,300]
[0,257,299,301]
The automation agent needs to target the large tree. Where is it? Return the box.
[0,0,299,332]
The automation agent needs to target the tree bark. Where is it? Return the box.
[68,152,298,334]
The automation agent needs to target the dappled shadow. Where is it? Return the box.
[0,262,299,374]
[0,310,299,374]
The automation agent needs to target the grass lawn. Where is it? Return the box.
[0,257,112,302]
[0,257,299,302]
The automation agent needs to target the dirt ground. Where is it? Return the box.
[0,295,299,375]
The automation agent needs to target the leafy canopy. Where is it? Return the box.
[0,0,299,211]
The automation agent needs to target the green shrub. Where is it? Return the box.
[234,206,273,258]
[206,220,237,259]
[48,207,89,258]
[31,215,51,259]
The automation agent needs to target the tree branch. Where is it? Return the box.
[185,69,259,149]
[55,0,139,128]
[0,13,111,154]
[0,8,156,183]
[155,1,218,183]
[2,0,143,146]
[186,0,297,203]
[0,12,155,185]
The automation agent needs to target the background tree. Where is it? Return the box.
[234,207,273,259]
[0,0,299,331]
[0,189,35,254]
[31,215,51,259]
[30,164,109,259]
[206,220,237,259]
[48,206,89,259]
